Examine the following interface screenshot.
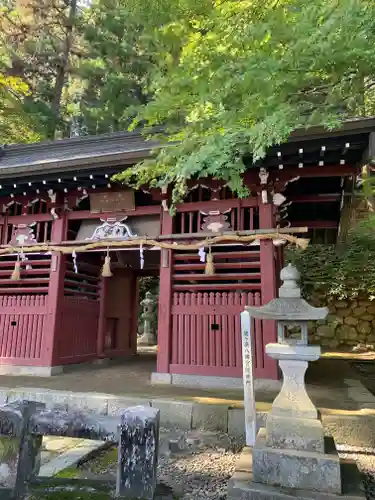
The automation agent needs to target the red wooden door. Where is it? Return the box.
[170,291,265,377]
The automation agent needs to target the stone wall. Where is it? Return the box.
[308,297,375,351]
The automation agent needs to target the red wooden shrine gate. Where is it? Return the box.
[158,193,279,381]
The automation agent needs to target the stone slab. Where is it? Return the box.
[7,389,69,411]
[228,409,268,440]
[2,385,375,449]
[252,429,341,494]
[265,414,325,453]
[38,439,106,477]
[107,396,151,416]
[228,447,365,500]
[64,393,109,415]
[192,403,228,432]
[151,399,192,430]
[321,412,375,448]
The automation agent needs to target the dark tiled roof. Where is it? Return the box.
[0,131,158,178]
[1,117,375,179]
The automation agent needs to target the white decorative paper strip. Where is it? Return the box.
[72,250,78,274]
[140,244,144,270]
[198,247,206,263]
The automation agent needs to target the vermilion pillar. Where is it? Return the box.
[259,201,279,380]
[156,210,173,374]
[97,277,108,358]
[43,209,67,367]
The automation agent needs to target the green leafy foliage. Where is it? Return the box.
[76,0,151,135]
[0,73,41,143]
[286,215,375,300]
[0,0,154,140]
[0,0,81,139]
[113,0,375,203]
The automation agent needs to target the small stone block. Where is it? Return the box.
[28,409,118,442]
[168,438,184,453]
[107,396,151,417]
[192,403,228,432]
[185,436,201,448]
[252,429,341,494]
[116,406,160,500]
[151,400,192,430]
[266,414,325,453]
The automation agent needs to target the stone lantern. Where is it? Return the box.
[228,264,365,499]
[248,264,328,431]
[138,292,157,346]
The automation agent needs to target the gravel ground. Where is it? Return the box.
[337,444,375,500]
[352,361,375,395]
[66,428,375,500]
[76,429,240,499]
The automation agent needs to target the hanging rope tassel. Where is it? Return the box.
[101,249,113,278]
[205,247,215,275]
[11,257,21,281]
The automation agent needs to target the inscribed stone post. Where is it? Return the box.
[116,406,160,500]
[240,310,256,447]
[0,400,44,497]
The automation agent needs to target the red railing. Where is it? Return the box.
[0,257,51,294]
[170,291,263,377]
[174,199,259,234]
[64,260,100,300]
[0,295,47,363]
[173,246,262,292]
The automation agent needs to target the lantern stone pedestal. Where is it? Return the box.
[228,264,365,500]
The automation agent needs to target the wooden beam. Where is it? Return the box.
[173,251,260,261]
[173,283,262,291]
[67,205,160,220]
[288,194,341,203]
[6,214,52,224]
[175,198,257,213]
[0,287,48,294]
[174,262,260,271]
[291,221,338,228]
[173,272,261,281]
[274,164,358,181]
[0,278,50,285]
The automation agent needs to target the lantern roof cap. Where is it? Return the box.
[245,264,328,321]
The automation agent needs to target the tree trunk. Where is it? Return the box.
[49,0,77,139]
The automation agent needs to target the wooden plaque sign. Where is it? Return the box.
[90,190,135,213]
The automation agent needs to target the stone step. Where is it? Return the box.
[228,446,366,500]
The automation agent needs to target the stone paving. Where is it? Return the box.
[39,436,105,477]
[0,355,367,411]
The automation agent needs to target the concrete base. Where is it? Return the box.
[253,430,341,494]
[0,356,138,377]
[228,447,366,500]
[0,365,63,377]
[137,333,157,346]
[151,372,282,392]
